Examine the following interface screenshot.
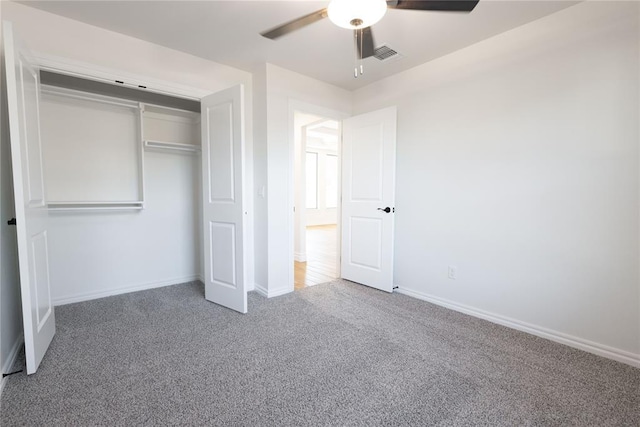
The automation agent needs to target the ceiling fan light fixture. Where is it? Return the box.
[327,0,388,29]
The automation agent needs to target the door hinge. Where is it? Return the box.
[7,218,16,226]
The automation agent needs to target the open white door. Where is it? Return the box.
[201,85,247,313]
[3,21,55,374]
[341,107,397,292]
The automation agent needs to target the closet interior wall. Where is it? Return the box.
[39,75,202,304]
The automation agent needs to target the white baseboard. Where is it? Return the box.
[0,334,24,398]
[253,283,292,298]
[2,334,23,374]
[254,283,268,297]
[268,287,293,298]
[294,252,307,262]
[395,287,640,368]
[53,275,201,306]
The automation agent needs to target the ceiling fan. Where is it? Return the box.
[261,0,480,77]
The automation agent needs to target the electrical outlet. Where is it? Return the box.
[448,266,457,280]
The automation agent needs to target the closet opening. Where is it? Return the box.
[37,70,202,305]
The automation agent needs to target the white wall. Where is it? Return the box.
[354,2,640,364]
[0,17,23,377]
[1,2,256,300]
[47,151,201,304]
[252,64,268,291]
[261,64,351,296]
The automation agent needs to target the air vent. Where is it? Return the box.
[374,44,400,61]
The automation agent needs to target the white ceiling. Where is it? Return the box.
[18,0,577,90]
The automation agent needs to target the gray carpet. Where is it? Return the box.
[1,280,638,426]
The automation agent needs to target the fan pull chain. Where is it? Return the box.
[354,29,359,78]
[360,27,364,76]
[354,27,365,78]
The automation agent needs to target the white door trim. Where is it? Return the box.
[296,122,309,263]
[288,100,349,293]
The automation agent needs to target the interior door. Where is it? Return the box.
[201,85,247,313]
[3,21,55,374]
[341,106,397,292]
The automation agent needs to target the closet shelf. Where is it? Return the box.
[41,85,139,110]
[144,140,200,153]
[48,201,144,211]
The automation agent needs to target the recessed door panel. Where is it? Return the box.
[19,56,45,207]
[349,217,382,270]
[350,124,383,202]
[30,231,52,331]
[207,103,235,203]
[209,222,236,288]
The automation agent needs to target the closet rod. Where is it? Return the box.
[48,201,144,211]
[48,206,144,212]
[48,201,144,205]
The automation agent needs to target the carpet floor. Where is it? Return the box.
[1,280,638,426]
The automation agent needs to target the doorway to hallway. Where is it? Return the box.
[292,110,341,291]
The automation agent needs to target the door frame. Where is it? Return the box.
[287,100,349,292]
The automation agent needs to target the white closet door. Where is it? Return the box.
[4,21,55,374]
[201,85,247,313]
[341,107,397,292]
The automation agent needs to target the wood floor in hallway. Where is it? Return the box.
[294,224,338,290]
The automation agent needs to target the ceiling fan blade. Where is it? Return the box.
[356,27,376,59]
[261,8,328,40]
[387,0,479,12]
